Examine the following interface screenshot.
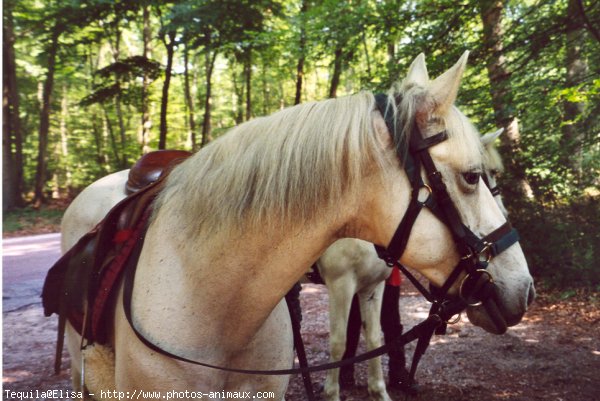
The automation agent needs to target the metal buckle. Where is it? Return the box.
[458,269,494,307]
[445,312,461,325]
[417,184,432,204]
[460,249,474,261]
[479,241,493,263]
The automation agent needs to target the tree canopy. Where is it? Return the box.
[3,0,599,288]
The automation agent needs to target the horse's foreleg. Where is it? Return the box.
[323,281,355,401]
[358,282,392,401]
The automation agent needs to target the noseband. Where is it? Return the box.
[373,93,520,329]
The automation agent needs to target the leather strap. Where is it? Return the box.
[285,287,315,400]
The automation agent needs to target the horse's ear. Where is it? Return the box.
[481,128,504,146]
[405,53,429,86]
[429,51,469,114]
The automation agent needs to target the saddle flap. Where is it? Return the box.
[42,150,192,344]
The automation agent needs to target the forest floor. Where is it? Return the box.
[3,219,600,401]
[3,282,599,400]
[286,284,600,401]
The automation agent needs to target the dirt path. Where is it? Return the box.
[3,284,599,400]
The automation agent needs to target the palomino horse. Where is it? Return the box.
[313,128,508,401]
[59,130,507,401]
[60,53,534,400]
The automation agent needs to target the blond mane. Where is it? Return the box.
[154,93,384,238]
[154,81,483,239]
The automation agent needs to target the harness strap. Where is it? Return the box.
[285,285,315,400]
[481,173,501,197]
[483,222,519,257]
[373,185,426,266]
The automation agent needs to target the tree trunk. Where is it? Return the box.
[111,22,128,168]
[244,50,252,121]
[261,58,270,115]
[294,48,306,105]
[201,49,218,148]
[232,62,245,124]
[140,5,152,153]
[387,42,395,83]
[479,0,533,200]
[115,96,127,166]
[59,84,71,195]
[88,44,107,171]
[183,44,197,151]
[561,0,588,179]
[3,82,18,209]
[102,104,121,167]
[362,30,372,81]
[294,0,308,105]
[2,10,24,209]
[328,47,344,99]
[91,114,107,171]
[33,27,61,206]
[574,0,600,44]
[159,30,176,150]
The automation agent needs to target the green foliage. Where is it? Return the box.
[80,56,161,106]
[4,0,599,289]
[511,196,600,289]
[2,206,64,234]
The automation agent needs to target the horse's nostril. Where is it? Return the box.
[527,282,536,306]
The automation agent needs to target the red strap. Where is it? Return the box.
[114,229,134,244]
[386,265,402,287]
[91,213,149,339]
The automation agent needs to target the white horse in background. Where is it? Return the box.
[312,128,507,401]
[58,52,534,401]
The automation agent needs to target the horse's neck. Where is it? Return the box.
[131,202,352,356]
[129,165,411,358]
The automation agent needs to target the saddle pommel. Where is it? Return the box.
[126,150,192,194]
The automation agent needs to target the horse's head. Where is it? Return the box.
[369,52,534,334]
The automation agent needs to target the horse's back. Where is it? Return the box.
[61,170,129,252]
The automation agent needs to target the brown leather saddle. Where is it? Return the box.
[42,150,191,372]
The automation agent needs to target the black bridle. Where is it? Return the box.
[482,170,502,197]
[371,93,521,388]
[373,92,520,346]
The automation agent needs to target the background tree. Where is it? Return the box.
[478,0,533,200]
[3,1,25,209]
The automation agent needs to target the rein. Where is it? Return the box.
[121,224,441,371]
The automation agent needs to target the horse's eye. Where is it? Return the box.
[462,171,481,185]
